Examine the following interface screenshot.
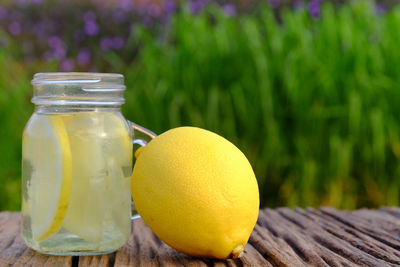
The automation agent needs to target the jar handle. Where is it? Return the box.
[128,121,157,220]
[129,121,157,146]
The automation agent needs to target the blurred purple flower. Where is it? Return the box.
[47,36,66,60]
[309,0,324,18]
[48,35,62,49]
[14,0,29,8]
[269,0,280,9]
[84,11,96,22]
[163,0,177,15]
[85,20,99,36]
[118,0,134,11]
[100,37,112,51]
[308,0,323,18]
[223,4,236,17]
[375,3,386,14]
[53,46,66,60]
[148,3,161,17]
[112,36,124,50]
[77,49,91,66]
[60,59,75,71]
[32,0,43,3]
[0,7,7,19]
[9,22,21,36]
[190,2,202,14]
[160,0,177,23]
[190,0,209,14]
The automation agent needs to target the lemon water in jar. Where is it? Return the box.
[21,73,155,255]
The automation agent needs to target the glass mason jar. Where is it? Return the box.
[21,73,156,256]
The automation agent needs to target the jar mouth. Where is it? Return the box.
[31,72,126,106]
[32,72,124,85]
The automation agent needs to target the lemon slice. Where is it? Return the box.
[23,115,72,242]
[61,112,132,242]
[106,158,131,232]
[103,114,132,232]
[102,113,132,166]
[62,113,106,242]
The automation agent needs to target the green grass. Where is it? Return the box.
[1,1,400,211]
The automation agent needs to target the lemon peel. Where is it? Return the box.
[24,115,72,242]
[36,117,73,242]
[134,146,144,158]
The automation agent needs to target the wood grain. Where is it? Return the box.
[1,207,399,266]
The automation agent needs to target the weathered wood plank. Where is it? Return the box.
[1,207,400,266]
[297,208,400,264]
[257,208,353,266]
[0,212,73,267]
[320,207,400,251]
[114,218,211,266]
[379,207,400,219]
[78,254,115,267]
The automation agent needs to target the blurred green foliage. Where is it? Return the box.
[1,1,400,211]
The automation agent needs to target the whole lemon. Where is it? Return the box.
[131,127,259,259]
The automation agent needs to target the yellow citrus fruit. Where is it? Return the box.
[131,127,259,259]
[23,115,72,242]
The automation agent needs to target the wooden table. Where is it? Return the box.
[1,207,400,266]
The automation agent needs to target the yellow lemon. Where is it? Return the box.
[132,127,259,259]
[23,115,72,242]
